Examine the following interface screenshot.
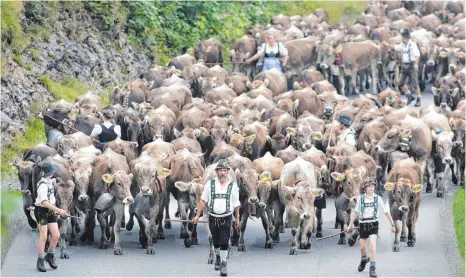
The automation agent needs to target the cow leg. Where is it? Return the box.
[189,209,199,245]
[81,210,95,243]
[437,165,447,198]
[334,200,339,229]
[271,202,281,242]
[113,202,125,255]
[68,208,78,246]
[156,206,166,240]
[24,206,38,229]
[126,203,135,231]
[97,213,108,249]
[146,205,160,255]
[339,73,346,97]
[394,66,400,91]
[260,209,273,249]
[407,209,417,247]
[337,209,347,245]
[451,160,458,186]
[238,209,249,251]
[137,214,148,248]
[315,208,323,238]
[109,212,116,243]
[164,193,172,229]
[371,61,378,94]
[393,219,402,252]
[177,200,190,240]
[289,226,299,255]
[266,207,274,235]
[400,214,408,242]
[426,157,435,193]
[299,221,308,249]
[58,218,70,259]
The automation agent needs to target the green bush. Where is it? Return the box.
[31,49,41,61]
[1,1,30,54]
[453,187,465,261]
[1,119,47,181]
[40,75,89,102]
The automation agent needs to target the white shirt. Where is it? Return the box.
[394,39,420,63]
[353,194,388,223]
[90,122,121,139]
[201,178,241,217]
[35,178,56,207]
[339,128,356,147]
[257,42,288,57]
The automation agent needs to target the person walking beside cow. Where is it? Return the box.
[34,162,68,272]
[337,114,357,147]
[345,177,396,278]
[245,32,289,72]
[89,109,121,152]
[383,29,422,107]
[192,159,241,277]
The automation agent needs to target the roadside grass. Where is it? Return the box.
[453,187,465,261]
[40,75,89,102]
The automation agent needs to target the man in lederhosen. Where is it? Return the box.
[192,159,240,277]
[383,29,422,107]
[345,177,396,278]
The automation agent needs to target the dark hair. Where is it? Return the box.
[102,109,113,120]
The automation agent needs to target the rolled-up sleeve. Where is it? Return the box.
[232,183,241,208]
[201,181,210,203]
[279,42,288,56]
[36,183,49,205]
[257,43,266,56]
[394,43,402,52]
[114,125,122,139]
[353,195,361,214]
[411,42,420,58]
[90,124,101,137]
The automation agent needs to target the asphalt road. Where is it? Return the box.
[1,91,463,277]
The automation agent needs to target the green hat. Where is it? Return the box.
[215,159,230,170]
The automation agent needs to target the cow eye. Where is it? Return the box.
[438,144,442,148]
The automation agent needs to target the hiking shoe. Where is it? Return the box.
[45,253,58,269]
[406,94,415,105]
[358,257,370,272]
[414,96,421,107]
[369,265,377,277]
[214,255,221,270]
[220,261,227,276]
[37,258,46,272]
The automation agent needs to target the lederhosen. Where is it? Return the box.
[358,194,379,239]
[96,124,118,152]
[35,180,57,226]
[208,179,234,248]
[399,40,419,91]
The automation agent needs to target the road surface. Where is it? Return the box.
[1,91,463,277]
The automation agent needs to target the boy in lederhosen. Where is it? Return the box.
[346,177,396,278]
[192,159,241,277]
[35,161,68,272]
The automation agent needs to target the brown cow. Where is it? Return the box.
[231,35,257,80]
[254,69,288,96]
[384,158,423,251]
[195,39,223,66]
[168,54,196,70]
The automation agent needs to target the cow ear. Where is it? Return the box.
[131,102,140,111]
[158,168,171,178]
[431,129,439,140]
[451,87,459,97]
[364,141,372,152]
[293,81,300,90]
[294,99,300,109]
[400,129,412,138]
[311,188,325,197]
[384,182,395,191]
[102,173,114,184]
[174,181,190,192]
[311,131,322,141]
[357,166,366,178]
[194,129,202,138]
[271,180,280,189]
[246,81,253,89]
[228,83,234,89]
[263,78,270,88]
[173,128,181,138]
[449,117,455,127]
[260,171,272,181]
[245,134,256,144]
[431,87,438,96]
[331,172,346,181]
[266,135,272,144]
[283,186,297,199]
[410,184,423,193]
[286,127,297,136]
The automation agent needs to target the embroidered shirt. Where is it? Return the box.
[201,178,241,216]
[35,178,56,207]
[353,194,388,223]
[257,42,288,57]
[394,39,420,63]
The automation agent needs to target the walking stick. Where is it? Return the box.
[165,219,208,224]
[316,228,358,241]
[39,114,100,143]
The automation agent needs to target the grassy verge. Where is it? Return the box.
[453,187,465,261]
[40,75,89,102]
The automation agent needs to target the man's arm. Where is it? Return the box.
[41,200,67,217]
[194,200,207,219]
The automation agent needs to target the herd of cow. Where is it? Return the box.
[12,0,465,262]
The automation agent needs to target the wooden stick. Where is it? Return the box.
[316,228,358,241]
[164,219,208,223]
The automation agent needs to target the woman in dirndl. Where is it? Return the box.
[245,32,289,73]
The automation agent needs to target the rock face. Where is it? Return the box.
[1,5,152,148]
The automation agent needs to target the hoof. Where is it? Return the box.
[157,232,165,240]
[272,234,280,243]
[305,243,311,250]
[400,236,407,242]
[192,237,199,245]
[146,246,155,255]
[99,243,108,249]
[407,240,415,247]
[126,221,134,231]
[316,232,322,238]
[208,256,214,264]
[299,243,305,249]
[265,241,273,249]
[289,248,298,255]
[334,223,339,229]
[114,248,123,255]
[60,251,69,259]
[437,192,444,198]
[180,232,189,239]
[175,211,180,218]
[184,238,192,248]
[231,237,239,246]
[69,239,77,246]
[393,245,400,252]
[164,222,172,229]
[338,237,347,245]
[238,245,245,252]
[348,237,356,246]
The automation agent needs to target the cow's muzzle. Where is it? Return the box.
[301,213,311,219]
[78,195,89,202]
[140,186,153,196]
[21,189,31,196]
[248,197,259,204]
[123,196,134,204]
[258,202,266,209]
[427,60,435,67]
[398,205,409,212]
[443,157,453,164]
[440,103,448,108]
[320,63,328,69]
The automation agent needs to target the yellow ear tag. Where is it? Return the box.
[459,52,465,59]
[262,172,272,181]
[334,173,345,181]
[312,134,322,140]
[288,131,295,136]
[410,184,423,193]
[336,45,343,53]
[440,51,448,58]
[384,182,394,191]
[102,174,113,184]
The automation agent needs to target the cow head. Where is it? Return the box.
[318,92,347,119]
[230,49,250,74]
[101,171,134,204]
[384,178,423,212]
[431,130,455,165]
[376,126,407,153]
[14,157,41,197]
[236,168,259,204]
[135,165,171,196]
[287,126,322,152]
[448,48,461,74]
[210,128,228,148]
[256,171,279,209]
[277,99,299,118]
[268,133,288,155]
[450,118,466,149]
[174,176,204,212]
[55,178,76,213]
[58,136,79,158]
[71,162,93,203]
[318,43,337,70]
[143,115,165,142]
[432,85,459,110]
[331,166,366,202]
[226,115,245,135]
[283,184,324,219]
[125,116,143,145]
[350,113,376,134]
[199,77,217,94]
[174,128,202,140]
